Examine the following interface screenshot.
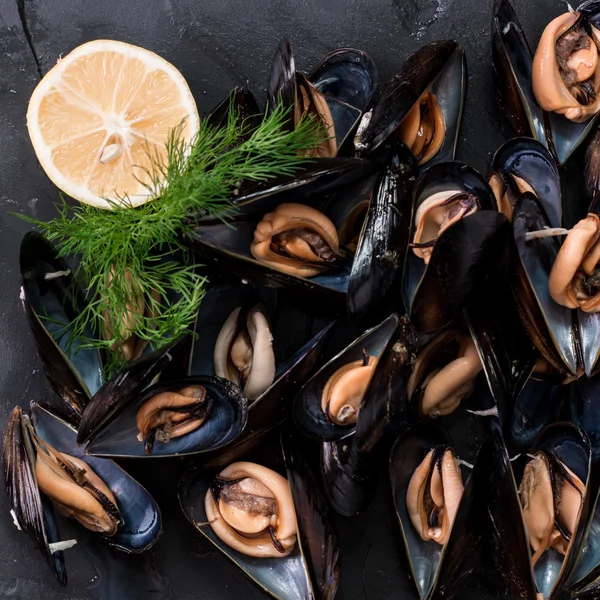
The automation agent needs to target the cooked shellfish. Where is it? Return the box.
[321,350,378,425]
[250,203,345,277]
[103,267,158,362]
[34,431,122,535]
[398,91,445,166]
[533,12,600,122]
[406,446,464,545]
[549,214,600,312]
[205,461,297,558]
[214,305,276,400]
[519,451,585,565]
[411,191,479,264]
[407,330,483,417]
[136,385,214,454]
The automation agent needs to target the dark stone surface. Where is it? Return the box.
[0,0,579,598]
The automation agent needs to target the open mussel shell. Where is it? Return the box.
[266,38,365,157]
[77,335,191,445]
[20,232,103,417]
[511,194,585,375]
[492,0,600,164]
[488,422,592,599]
[356,40,465,166]
[84,376,248,458]
[294,314,400,441]
[321,315,417,516]
[2,406,66,584]
[491,137,562,227]
[191,160,402,318]
[178,442,339,600]
[30,402,162,552]
[389,424,486,599]
[405,163,508,332]
[492,0,550,147]
[308,48,377,113]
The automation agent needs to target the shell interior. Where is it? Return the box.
[30,402,162,552]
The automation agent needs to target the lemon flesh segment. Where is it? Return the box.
[27,39,200,210]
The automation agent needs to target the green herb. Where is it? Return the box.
[21,101,324,373]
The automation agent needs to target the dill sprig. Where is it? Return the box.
[21,101,323,372]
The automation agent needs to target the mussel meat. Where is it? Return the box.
[549,214,600,312]
[533,11,600,122]
[407,330,483,418]
[214,305,276,400]
[33,429,122,535]
[294,74,337,157]
[205,462,297,558]
[398,91,445,166]
[250,203,345,277]
[411,190,479,263]
[136,385,214,454]
[406,446,464,545]
[519,451,585,565]
[103,267,159,362]
[320,350,378,426]
[488,171,535,221]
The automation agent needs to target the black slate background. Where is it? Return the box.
[0,0,579,598]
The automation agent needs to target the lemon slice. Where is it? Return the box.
[27,40,200,209]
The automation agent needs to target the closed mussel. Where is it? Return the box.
[3,403,161,584]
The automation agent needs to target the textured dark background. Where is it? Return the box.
[0,0,572,598]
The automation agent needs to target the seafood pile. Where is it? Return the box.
[11,2,600,598]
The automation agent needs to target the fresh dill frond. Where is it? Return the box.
[20,101,324,373]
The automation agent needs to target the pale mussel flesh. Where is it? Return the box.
[356,40,465,168]
[407,329,483,419]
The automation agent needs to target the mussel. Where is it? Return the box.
[205,462,297,558]
[512,193,600,376]
[390,424,487,599]
[356,40,465,167]
[407,330,483,418]
[179,432,340,600]
[20,232,104,417]
[300,314,417,516]
[493,0,600,163]
[486,423,592,599]
[403,162,509,333]
[3,403,162,585]
[267,38,370,157]
[214,304,276,399]
[489,137,562,227]
[192,144,416,324]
